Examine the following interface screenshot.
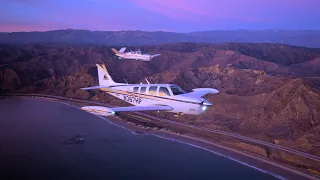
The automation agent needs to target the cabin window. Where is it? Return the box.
[133,87,139,93]
[140,87,146,94]
[170,85,186,95]
[159,87,171,96]
[148,86,157,95]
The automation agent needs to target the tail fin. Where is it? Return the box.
[96,64,116,86]
[119,47,126,53]
[111,47,126,54]
[80,64,121,91]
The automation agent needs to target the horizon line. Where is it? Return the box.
[1,28,320,34]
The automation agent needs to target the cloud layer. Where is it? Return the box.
[1,0,319,32]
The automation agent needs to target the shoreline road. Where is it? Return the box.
[3,93,320,163]
[135,112,320,162]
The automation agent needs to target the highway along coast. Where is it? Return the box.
[1,94,320,180]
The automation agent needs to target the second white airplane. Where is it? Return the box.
[111,47,161,61]
[80,64,219,117]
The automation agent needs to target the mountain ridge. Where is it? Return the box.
[0,42,319,158]
[1,29,320,48]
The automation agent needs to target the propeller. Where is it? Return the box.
[200,101,208,111]
[197,100,209,121]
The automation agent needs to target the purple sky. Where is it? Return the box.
[1,0,319,32]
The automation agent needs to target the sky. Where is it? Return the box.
[1,0,320,32]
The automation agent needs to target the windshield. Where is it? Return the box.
[170,85,186,95]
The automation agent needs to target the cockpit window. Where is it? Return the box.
[159,87,171,96]
[170,85,186,95]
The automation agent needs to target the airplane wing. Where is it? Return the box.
[111,105,172,112]
[151,54,161,58]
[185,88,219,98]
[81,105,173,116]
[80,85,109,90]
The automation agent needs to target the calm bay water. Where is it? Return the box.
[0,98,278,180]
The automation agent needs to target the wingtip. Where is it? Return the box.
[210,89,219,94]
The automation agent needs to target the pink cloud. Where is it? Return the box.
[131,0,319,23]
[1,0,318,32]
[130,0,202,22]
[131,0,267,22]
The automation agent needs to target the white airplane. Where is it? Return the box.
[80,64,219,117]
[111,47,161,61]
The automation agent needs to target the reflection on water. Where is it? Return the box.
[0,98,278,180]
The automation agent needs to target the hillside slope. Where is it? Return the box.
[0,42,319,156]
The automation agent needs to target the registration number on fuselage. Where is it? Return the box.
[123,94,142,104]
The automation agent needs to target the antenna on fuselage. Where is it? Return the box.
[145,78,150,84]
[124,79,128,84]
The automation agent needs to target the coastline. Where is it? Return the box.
[102,114,313,180]
[1,95,319,180]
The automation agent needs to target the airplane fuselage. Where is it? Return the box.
[101,84,211,115]
[111,47,160,61]
[115,53,153,61]
[80,64,217,117]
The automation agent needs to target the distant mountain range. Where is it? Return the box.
[1,29,320,48]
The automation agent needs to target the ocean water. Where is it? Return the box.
[0,98,278,180]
